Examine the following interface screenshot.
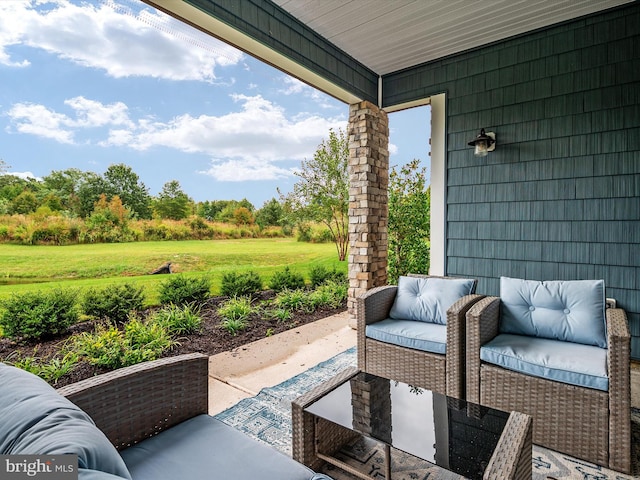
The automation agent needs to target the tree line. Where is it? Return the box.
[1,126,430,278]
[0,160,286,229]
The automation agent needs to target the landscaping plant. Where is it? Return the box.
[158,275,211,306]
[82,283,145,324]
[218,296,254,336]
[220,270,262,297]
[0,289,79,341]
[150,304,202,336]
[73,319,174,369]
[268,266,305,292]
[309,265,346,287]
[273,288,307,311]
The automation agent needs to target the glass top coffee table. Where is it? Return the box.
[292,367,531,480]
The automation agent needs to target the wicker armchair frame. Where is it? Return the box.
[466,296,631,474]
[56,353,209,450]
[356,274,484,399]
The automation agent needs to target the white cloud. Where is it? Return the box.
[6,96,134,143]
[2,171,41,181]
[202,159,293,182]
[6,102,75,143]
[280,77,306,95]
[0,0,243,81]
[279,76,339,109]
[105,94,347,179]
[6,93,348,182]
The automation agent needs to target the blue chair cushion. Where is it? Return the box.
[120,414,322,480]
[0,363,132,479]
[389,276,475,325]
[499,277,607,348]
[366,318,447,354]
[480,334,608,391]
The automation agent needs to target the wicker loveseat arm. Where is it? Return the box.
[57,353,209,450]
[606,307,631,472]
[356,285,398,328]
[445,294,485,398]
[465,296,501,404]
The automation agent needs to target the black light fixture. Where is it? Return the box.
[468,128,496,157]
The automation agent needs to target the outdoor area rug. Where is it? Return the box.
[214,348,640,479]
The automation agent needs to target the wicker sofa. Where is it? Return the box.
[0,353,333,480]
[357,274,484,398]
[466,277,631,474]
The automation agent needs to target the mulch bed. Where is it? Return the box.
[0,291,347,389]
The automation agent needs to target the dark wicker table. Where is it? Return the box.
[292,367,532,480]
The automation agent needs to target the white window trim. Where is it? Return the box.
[429,93,446,276]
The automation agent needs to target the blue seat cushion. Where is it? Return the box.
[499,277,607,348]
[0,363,132,479]
[120,414,322,480]
[480,334,608,391]
[389,276,475,325]
[366,318,447,354]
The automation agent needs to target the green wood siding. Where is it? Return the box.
[384,4,640,357]
[186,0,378,103]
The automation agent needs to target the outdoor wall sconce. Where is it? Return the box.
[468,128,496,157]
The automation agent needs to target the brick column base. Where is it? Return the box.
[347,101,389,321]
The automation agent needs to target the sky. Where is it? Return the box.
[0,0,431,208]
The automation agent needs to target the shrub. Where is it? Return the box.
[268,267,305,292]
[220,271,262,297]
[220,317,247,336]
[218,296,253,322]
[296,223,312,242]
[74,319,174,369]
[273,289,307,311]
[6,352,78,385]
[158,275,211,306]
[0,289,79,341]
[309,265,346,288]
[308,280,348,310]
[82,283,145,324]
[264,307,293,322]
[150,304,202,335]
[124,318,174,360]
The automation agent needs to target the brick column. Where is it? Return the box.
[347,101,389,319]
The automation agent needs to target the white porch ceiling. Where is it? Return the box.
[272,0,634,75]
[145,0,634,104]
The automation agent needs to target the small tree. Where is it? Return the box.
[388,159,431,283]
[85,194,133,242]
[255,198,285,229]
[9,190,38,214]
[281,128,349,261]
[154,180,192,220]
[233,207,253,226]
[103,164,152,219]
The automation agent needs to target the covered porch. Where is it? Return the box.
[146,0,640,356]
[143,0,640,476]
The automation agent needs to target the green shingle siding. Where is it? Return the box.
[383,3,640,357]
[186,0,377,103]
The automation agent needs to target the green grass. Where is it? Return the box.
[0,239,346,305]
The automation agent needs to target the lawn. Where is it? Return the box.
[0,238,346,305]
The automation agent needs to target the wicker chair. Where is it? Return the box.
[466,283,631,474]
[357,274,484,399]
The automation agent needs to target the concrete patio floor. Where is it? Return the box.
[208,310,356,415]
[207,310,640,416]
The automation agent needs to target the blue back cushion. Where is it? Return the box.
[389,276,475,325]
[0,363,132,480]
[499,277,607,348]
